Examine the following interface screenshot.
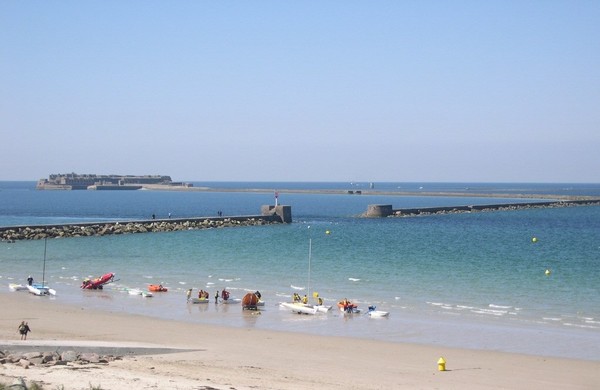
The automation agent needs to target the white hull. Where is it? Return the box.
[280,302,318,315]
[367,310,389,317]
[220,298,242,304]
[9,283,28,292]
[27,284,56,296]
[190,298,210,304]
[315,305,332,313]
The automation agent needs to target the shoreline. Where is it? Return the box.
[1,293,599,389]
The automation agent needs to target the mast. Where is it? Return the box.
[307,238,312,303]
[42,237,47,287]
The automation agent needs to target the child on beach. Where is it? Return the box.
[18,321,31,340]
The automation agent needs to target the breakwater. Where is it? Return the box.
[0,205,291,242]
[364,199,600,217]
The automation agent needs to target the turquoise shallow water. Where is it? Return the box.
[1,182,599,360]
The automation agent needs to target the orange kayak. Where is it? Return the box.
[148,284,168,292]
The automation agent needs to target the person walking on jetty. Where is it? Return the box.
[18,321,31,340]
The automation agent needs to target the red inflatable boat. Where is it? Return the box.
[81,273,115,289]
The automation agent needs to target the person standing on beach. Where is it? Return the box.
[27,275,33,286]
[18,321,31,340]
[215,290,219,304]
[186,288,192,301]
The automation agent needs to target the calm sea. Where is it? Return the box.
[1,181,599,361]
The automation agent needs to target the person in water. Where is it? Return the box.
[18,321,31,340]
[215,290,219,304]
[186,288,192,301]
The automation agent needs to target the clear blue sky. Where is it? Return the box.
[1,1,599,182]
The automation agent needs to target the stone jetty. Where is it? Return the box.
[0,205,291,242]
[363,199,600,218]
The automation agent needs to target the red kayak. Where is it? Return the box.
[81,272,115,289]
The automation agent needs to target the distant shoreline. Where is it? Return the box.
[141,184,600,201]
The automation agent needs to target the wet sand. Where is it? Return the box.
[1,293,599,389]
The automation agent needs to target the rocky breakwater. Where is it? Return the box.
[1,217,281,242]
[0,348,120,369]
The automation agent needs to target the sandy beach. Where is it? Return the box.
[0,293,598,389]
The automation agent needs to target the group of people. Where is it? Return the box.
[186,288,230,304]
[292,292,324,306]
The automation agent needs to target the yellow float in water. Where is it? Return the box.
[545,269,551,276]
[532,237,538,243]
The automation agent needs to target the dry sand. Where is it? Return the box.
[1,293,599,389]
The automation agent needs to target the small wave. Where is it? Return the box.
[471,308,506,316]
[206,282,214,285]
[219,278,234,282]
[143,275,153,279]
[456,305,475,310]
[542,317,563,321]
[584,320,600,325]
[394,297,401,300]
[290,285,305,290]
[427,302,446,307]
[348,278,361,282]
[564,322,599,329]
[489,304,512,309]
[178,282,186,285]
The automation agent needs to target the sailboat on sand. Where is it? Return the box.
[280,238,331,315]
[27,238,56,296]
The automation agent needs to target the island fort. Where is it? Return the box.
[36,173,192,190]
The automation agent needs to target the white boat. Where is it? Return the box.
[366,305,389,317]
[219,297,242,304]
[190,297,210,304]
[315,304,332,313]
[9,283,28,292]
[367,310,389,318]
[27,283,56,296]
[283,237,328,316]
[280,302,318,315]
[28,238,56,296]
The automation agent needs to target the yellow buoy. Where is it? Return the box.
[545,269,551,276]
[325,230,330,235]
[437,357,446,371]
[532,237,538,243]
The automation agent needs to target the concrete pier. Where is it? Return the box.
[363,199,600,218]
[0,205,291,242]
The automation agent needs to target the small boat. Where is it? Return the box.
[81,272,115,289]
[190,297,210,304]
[280,301,318,315]
[338,300,360,314]
[220,297,242,304]
[242,291,263,310]
[219,289,241,304]
[29,238,56,296]
[27,283,56,296]
[367,306,389,317]
[9,283,28,292]
[148,284,168,292]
